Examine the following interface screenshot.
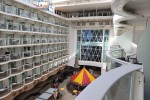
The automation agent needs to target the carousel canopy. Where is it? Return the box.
[71,68,95,86]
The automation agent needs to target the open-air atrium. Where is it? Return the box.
[0,0,149,100]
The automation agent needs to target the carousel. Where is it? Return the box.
[67,67,95,95]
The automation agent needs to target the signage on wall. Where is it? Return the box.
[32,0,49,8]
[32,0,54,13]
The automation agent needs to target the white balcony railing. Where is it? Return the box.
[34,50,41,55]
[0,69,11,79]
[6,6,17,15]
[19,10,30,18]
[24,63,33,70]
[0,37,68,46]
[56,10,113,18]
[0,2,69,27]
[0,57,68,99]
[11,66,23,74]
[24,51,34,57]
[0,20,68,35]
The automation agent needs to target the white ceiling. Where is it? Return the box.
[54,2,111,11]
[124,0,150,17]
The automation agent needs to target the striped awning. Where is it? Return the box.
[71,68,95,86]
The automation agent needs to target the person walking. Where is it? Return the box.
[53,90,58,100]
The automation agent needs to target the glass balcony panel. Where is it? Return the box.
[12,81,24,90]
[43,17,48,22]
[37,15,43,21]
[6,6,17,15]
[111,49,125,59]
[6,22,13,30]
[24,63,33,70]
[49,57,53,61]
[0,55,9,63]
[11,66,23,74]
[24,51,33,57]
[31,13,38,20]
[20,24,30,31]
[42,70,48,74]
[10,52,22,60]
[0,85,11,97]
[41,39,47,43]
[103,73,133,100]
[30,25,34,31]
[34,61,41,66]
[106,49,126,71]
[40,27,46,33]
[42,59,48,63]
[48,39,52,43]
[25,76,33,84]
[13,23,19,30]
[23,38,31,44]
[33,26,39,32]
[54,56,57,59]
[0,38,6,46]
[19,10,29,18]
[33,38,40,44]
[48,48,53,52]
[41,49,47,53]
[0,21,6,29]
[0,3,5,12]
[34,74,41,79]
[9,38,20,45]
[46,29,50,33]
[0,69,10,79]
[54,30,56,33]
[34,50,41,55]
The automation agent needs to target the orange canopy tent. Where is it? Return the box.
[70,68,95,86]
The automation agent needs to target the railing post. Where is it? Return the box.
[23,65,24,71]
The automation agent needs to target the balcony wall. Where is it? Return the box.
[0,65,66,100]
[76,48,143,100]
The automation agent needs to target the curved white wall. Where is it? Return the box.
[78,60,103,67]
[137,24,150,100]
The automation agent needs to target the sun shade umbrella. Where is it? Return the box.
[60,88,65,91]
[73,89,78,93]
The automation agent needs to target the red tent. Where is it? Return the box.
[71,68,95,86]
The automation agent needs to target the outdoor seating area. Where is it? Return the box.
[14,66,73,100]
[14,66,99,100]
